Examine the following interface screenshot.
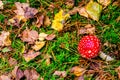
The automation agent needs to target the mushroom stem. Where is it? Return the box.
[99,51,114,61]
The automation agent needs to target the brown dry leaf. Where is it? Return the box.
[11,66,24,80]
[20,29,38,44]
[0,31,11,47]
[44,16,51,26]
[85,0,102,21]
[115,66,120,79]
[78,24,95,35]
[65,0,74,8]
[85,24,95,34]
[23,50,41,62]
[97,0,111,7]
[32,41,45,51]
[45,33,56,40]
[78,28,87,35]
[8,57,17,66]
[53,71,67,78]
[0,75,11,80]
[9,2,38,26]
[78,7,89,18]
[68,7,79,15]
[74,76,84,80]
[39,33,48,41]
[36,15,44,28]
[24,69,40,80]
[0,0,3,9]
[70,66,86,76]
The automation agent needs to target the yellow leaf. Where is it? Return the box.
[32,41,45,51]
[51,9,70,31]
[86,0,102,21]
[51,20,63,31]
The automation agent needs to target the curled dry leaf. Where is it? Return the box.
[45,33,56,40]
[0,75,11,80]
[36,15,44,28]
[68,7,79,15]
[78,28,87,35]
[86,0,102,21]
[51,9,70,31]
[32,41,45,51]
[70,66,86,76]
[115,66,120,79]
[24,69,40,80]
[65,0,74,8]
[78,24,95,35]
[0,31,11,47]
[20,29,38,44]
[53,71,67,78]
[97,0,111,7]
[11,66,24,80]
[44,16,51,26]
[74,76,84,80]
[9,2,38,26]
[78,7,89,18]
[85,24,95,34]
[23,50,41,62]
[39,33,48,41]
[8,57,17,66]
[0,0,3,9]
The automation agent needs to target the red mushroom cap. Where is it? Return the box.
[78,35,101,58]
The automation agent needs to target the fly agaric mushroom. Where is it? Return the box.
[78,35,114,61]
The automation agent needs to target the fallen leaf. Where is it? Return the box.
[9,2,38,26]
[70,66,86,76]
[51,9,70,31]
[20,29,38,44]
[8,57,17,66]
[86,0,102,21]
[78,24,95,35]
[85,24,95,34]
[44,16,51,26]
[74,76,84,80]
[2,47,11,53]
[0,75,11,80]
[11,66,24,80]
[32,41,45,51]
[45,33,56,40]
[65,0,74,8]
[39,33,48,41]
[36,15,44,28]
[0,0,3,9]
[97,0,111,7]
[24,69,40,80]
[115,66,120,79]
[68,7,79,15]
[23,50,41,62]
[53,71,67,78]
[78,7,89,18]
[78,28,87,35]
[0,31,11,47]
